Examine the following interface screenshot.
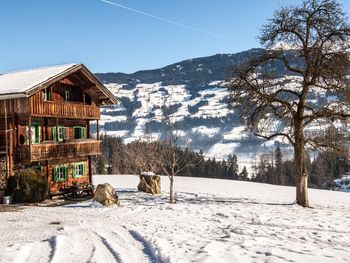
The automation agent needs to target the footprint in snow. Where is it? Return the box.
[215,212,229,218]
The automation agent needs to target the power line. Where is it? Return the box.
[101,0,236,43]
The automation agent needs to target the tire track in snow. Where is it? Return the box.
[92,231,123,262]
[128,230,168,263]
[8,239,52,263]
[47,236,57,262]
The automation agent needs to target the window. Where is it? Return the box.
[65,89,71,101]
[26,123,41,144]
[52,126,68,142]
[42,88,51,101]
[53,165,68,182]
[73,126,86,139]
[73,162,86,178]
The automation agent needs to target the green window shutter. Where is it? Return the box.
[82,128,86,139]
[53,167,58,181]
[52,126,57,141]
[73,164,76,178]
[83,163,86,176]
[64,166,69,180]
[73,127,78,139]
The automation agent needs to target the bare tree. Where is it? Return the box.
[157,95,200,204]
[124,93,201,203]
[229,0,350,207]
[124,139,160,175]
[156,140,188,203]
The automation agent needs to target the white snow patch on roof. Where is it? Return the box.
[0,64,77,96]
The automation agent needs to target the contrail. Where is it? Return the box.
[101,0,236,43]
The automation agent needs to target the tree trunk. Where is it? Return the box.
[169,174,175,204]
[294,123,309,207]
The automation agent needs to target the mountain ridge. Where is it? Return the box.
[94,47,299,168]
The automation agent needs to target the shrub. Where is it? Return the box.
[7,168,48,203]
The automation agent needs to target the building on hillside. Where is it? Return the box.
[0,64,117,194]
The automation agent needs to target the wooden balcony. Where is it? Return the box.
[17,139,101,162]
[31,101,100,119]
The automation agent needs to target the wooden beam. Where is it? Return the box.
[10,100,16,176]
[46,160,50,196]
[28,116,32,163]
[16,114,19,148]
[56,118,59,141]
[87,120,90,139]
[96,119,100,140]
[44,118,48,140]
[88,156,92,186]
[9,114,13,176]
[4,100,9,179]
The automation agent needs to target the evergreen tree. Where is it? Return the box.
[275,146,283,185]
[239,166,248,181]
[96,155,105,175]
[227,154,239,179]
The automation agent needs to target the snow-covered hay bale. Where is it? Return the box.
[7,168,48,203]
[137,172,161,194]
[93,183,120,206]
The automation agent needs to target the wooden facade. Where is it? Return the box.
[0,64,117,193]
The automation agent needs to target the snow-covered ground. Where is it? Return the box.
[0,175,350,263]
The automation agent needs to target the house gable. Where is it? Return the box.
[0,64,117,105]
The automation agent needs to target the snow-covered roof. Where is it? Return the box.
[0,64,78,99]
[0,63,118,104]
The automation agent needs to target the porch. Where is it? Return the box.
[17,139,101,162]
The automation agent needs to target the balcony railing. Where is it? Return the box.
[31,101,100,119]
[18,139,101,162]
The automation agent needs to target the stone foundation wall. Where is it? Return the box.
[0,158,7,189]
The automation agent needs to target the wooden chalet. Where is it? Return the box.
[0,64,117,194]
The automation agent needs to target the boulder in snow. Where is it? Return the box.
[137,172,161,194]
[93,183,120,206]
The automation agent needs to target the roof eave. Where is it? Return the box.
[0,93,27,100]
[79,65,119,105]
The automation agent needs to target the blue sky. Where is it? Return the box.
[1,0,350,73]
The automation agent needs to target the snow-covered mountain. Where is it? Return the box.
[94,48,299,166]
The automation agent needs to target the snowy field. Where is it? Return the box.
[0,175,350,263]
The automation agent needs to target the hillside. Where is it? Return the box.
[0,175,349,262]
[95,48,321,168]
